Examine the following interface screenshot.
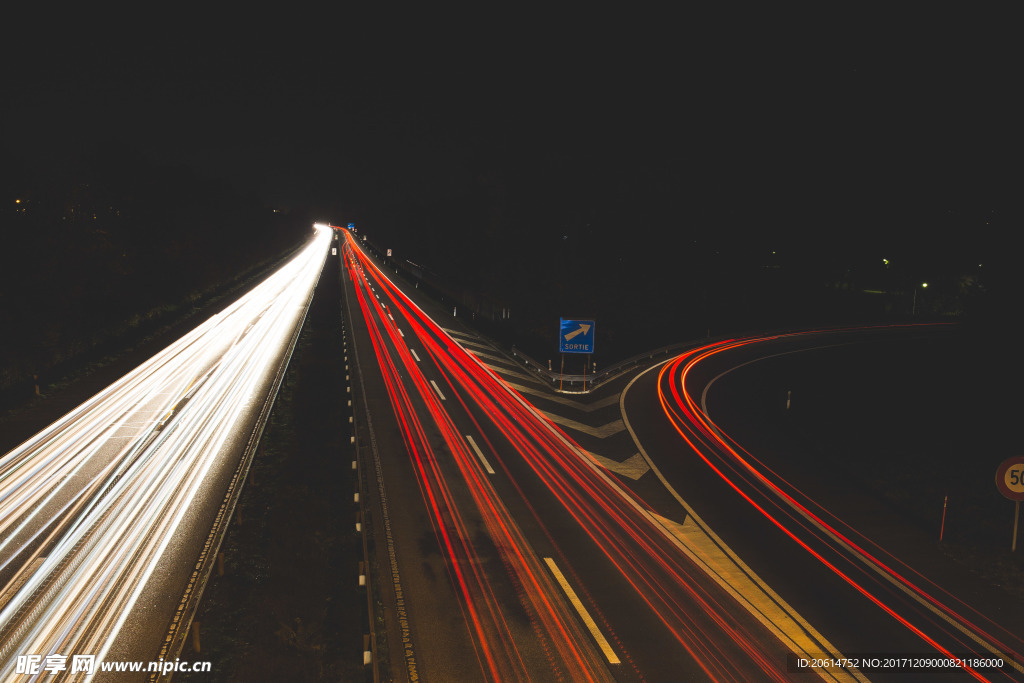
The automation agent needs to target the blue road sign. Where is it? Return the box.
[559,319,595,354]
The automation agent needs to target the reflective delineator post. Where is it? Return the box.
[1014,501,1020,553]
[940,495,948,541]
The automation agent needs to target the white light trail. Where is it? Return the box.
[0,226,331,674]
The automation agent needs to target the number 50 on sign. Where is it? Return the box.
[995,456,1024,552]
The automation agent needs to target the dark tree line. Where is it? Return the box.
[0,145,310,402]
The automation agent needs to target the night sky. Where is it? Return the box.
[3,7,1021,363]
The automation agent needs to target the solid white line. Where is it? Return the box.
[410,349,421,362]
[430,380,445,400]
[464,434,495,474]
[543,558,620,664]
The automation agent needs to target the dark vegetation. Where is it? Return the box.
[0,145,311,411]
[362,179,1004,374]
[345,101,1013,372]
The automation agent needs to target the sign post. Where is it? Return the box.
[558,319,595,393]
[995,456,1024,552]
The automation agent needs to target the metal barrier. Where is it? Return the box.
[509,340,704,394]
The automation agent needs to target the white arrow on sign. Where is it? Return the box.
[564,323,591,341]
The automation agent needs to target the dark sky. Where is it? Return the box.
[3,7,1020,259]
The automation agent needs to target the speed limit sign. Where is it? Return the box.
[996,456,1024,502]
[996,456,1024,552]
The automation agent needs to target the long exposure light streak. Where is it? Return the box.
[343,231,811,682]
[344,235,610,682]
[0,226,331,679]
[656,329,1024,682]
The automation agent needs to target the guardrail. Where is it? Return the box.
[509,340,705,394]
[156,238,329,680]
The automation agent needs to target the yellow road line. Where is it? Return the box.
[543,557,620,665]
[651,513,865,682]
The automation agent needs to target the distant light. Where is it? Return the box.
[921,282,928,288]
[882,258,889,265]
[15,199,21,204]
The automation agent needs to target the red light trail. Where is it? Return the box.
[341,232,815,681]
[656,329,1024,682]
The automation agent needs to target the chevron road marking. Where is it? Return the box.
[584,451,649,480]
[505,382,620,412]
[441,327,480,342]
[475,363,539,384]
[540,411,626,438]
[465,348,518,367]
[448,336,492,350]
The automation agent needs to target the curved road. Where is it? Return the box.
[343,232,859,681]
[622,326,1024,682]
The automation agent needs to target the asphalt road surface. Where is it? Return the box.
[0,227,330,681]
[622,325,1024,682]
[342,230,853,682]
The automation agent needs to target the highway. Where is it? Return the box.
[0,225,331,680]
[622,326,1024,682]
[341,230,842,681]
[5,221,1017,681]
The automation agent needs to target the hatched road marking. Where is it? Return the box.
[540,411,626,438]
[585,451,649,480]
[505,382,620,412]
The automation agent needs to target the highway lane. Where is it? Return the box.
[342,233,614,681]
[343,230,835,681]
[623,326,1024,682]
[0,225,331,680]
